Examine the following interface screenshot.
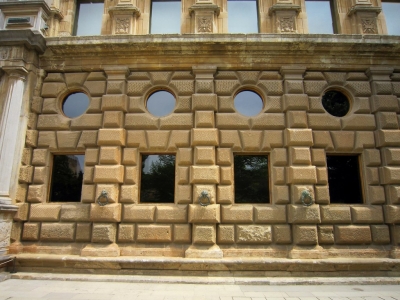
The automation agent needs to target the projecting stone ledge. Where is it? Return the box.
[11,254,400,276]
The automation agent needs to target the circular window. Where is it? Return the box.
[147,91,176,117]
[322,90,350,117]
[234,90,263,117]
[62,92,90,118]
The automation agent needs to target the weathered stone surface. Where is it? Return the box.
[60,203,90,222]
[188,204,220,224]
[76,223,92,242]
[137,225,172,242]
[193,225,215,245]
[14,203,29,221]
[123,205,155,222]
[318,225,334,244]
[254,205,286,223]
[334,225,372,244]
[90,203,121,222]
[371,225,390,244]
[92,223,117,243]
[174,224,191,243]
[384,205,400,224]
[217,225,235,244]
[118,224,135,242]
[351,206,384,224]
[288,205,321,224]
[156,205,187,223]
[273,225,291,244]
[40,223,75,242]
[221,205,253,223]
[30,204,61,221]
[293,225,318,245]
[320,206,351,224]
[236,225,272,244]
[22,223,40,241]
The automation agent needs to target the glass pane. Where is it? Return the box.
[62,92,90,118]
[234,155,269,203]
[50,155,84,202]
[382,2,400,35]
[147,91,176,117]
[305,0,334,34]
[228,0,258,33]
[151,1,181,34]
[76,2,104,36]
[234,90,263,116]
[326,155,363,204]
[321,90,350,117]
[140,155,175,203]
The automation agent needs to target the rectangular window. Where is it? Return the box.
[382,1,400,35]
[150,0,181,34]
[50,155,84,202]
[228,0,259,33]
[140,154,175,203]
[305,0,335,34]
[74,1,104,36]
[326,155,363,204]
[234,155,269,203]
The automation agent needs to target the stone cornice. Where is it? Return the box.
[0,30,46,54]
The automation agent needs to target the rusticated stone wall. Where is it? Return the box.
[9,66,400,259]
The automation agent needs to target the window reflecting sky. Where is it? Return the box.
[305,0,334,34]
[382,2,400,35]
[76,2,104,36]
[228,0,258,33]
[234,91,263,116]
[151,1,181,34]
[62,93,89,118]
[147,91,176,117]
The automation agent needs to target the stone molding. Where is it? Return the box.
[108,4,141,35]
[189,4,220,34]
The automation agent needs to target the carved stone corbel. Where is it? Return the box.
[189,3,220,34]
[108,3,141,35]
[347,3,381,35]
[268,3,301,34]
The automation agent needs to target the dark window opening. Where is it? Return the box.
[74,1,104,36]
[228,0,259,33]
[50,155,84,202]
[305,0,336,34]
[150,0,181,34]
[322,90,350,117]
[326,155,363,204]
[234,155,269,203]
[140,154,175,203]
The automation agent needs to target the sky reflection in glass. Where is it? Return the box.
[305,0,334,34]
[76,2,104,36]
[382,2,400,35]
[228,0,258,33]
[151,1,181,34]
[62,93,89,118]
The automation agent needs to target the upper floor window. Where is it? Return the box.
[150,0,181,34]
[228,0,259,33]
[74,1,104,36]
[305,0,336,34]
[382,1,400,35]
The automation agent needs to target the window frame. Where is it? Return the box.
[325,154,365,204]
[305,0,338,34]
[139,153,176,204]
[48,153,85,203]
[233,153,271,204]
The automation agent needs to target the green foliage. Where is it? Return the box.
[140,155,175,203]
[234,155,269,203]
[50,155,83,202]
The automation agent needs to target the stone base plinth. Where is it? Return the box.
[0,204,17,258]
[81,243,120,257]
[185,244,223,258]
[289,246,328,259]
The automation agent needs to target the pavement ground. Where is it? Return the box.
[0,274,399,300]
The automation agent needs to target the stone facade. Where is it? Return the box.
[0,0,400,274]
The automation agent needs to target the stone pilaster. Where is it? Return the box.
[185,65,222,258]
[189,2,220,34]
[366,67,400,258]
[108,2,141,35]
[268,0,301,34]
[347,0,381,35]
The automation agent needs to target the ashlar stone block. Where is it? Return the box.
[334,225,372,244]
[95,184,119,202]
[285,129,313,146]
[90,203,121,222]
[273,225,292,244]
[146,131,170,150]
[271,148,287,166]
[190,166,219,184]
[371,225,390,244]
[217,185,234,204]
[286,166,317,184]
[40,223,75,242]
[380,167,400,184]
[188,204,220,223]
[254,205,286,223]
[194,146,215,165]
[288,204,321,224]
[195,111,215,128]
[30,204,61,221]
[331,131,355,151]
[81,184,96,203]
[221,205,253,224]
[320,206,351,224]
[239,131,263,151]
[351,206,384,224]
[101,94,128,112]
[94,165,124,183]
[85,149,99,166]
[220,167,233,185]
[217,148,232,166]
[363,149,381,166]
[368,186,385,205]
[118,224,135,242]
[384,205,400,224]
[191,128,218,146]
[193,225,216,245]
[98,128,126,146]
[174,224,191,243]
[22,223,40,241]
[318,225,334,244]
[27,185,45,203]
[137,224,172,242]
[290,147,311,165]
[123,205,155,222]
[375,130,400,147]
[120,185,138,203]
[236,225,272,244]
[293,225,318,245]
[76,223,92,242]
[13,203,29,222]
[286,111,308,128]
[32,149,48,166]
[217,225,235,244]
[92,223,117,243]
[219,130,242,151]
[272,185,290,204]
[60,203,91,222]
[156,205,187,223]
[122,148,138,165]
[382,148,400,166]
[103,111,124,128]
